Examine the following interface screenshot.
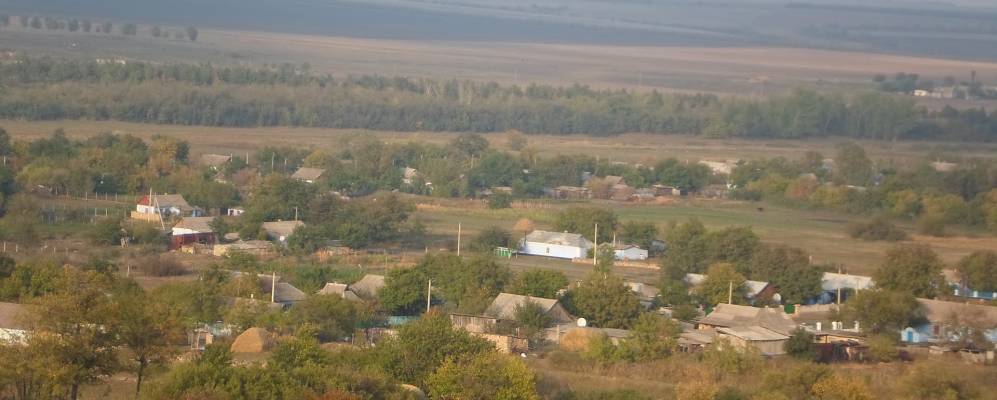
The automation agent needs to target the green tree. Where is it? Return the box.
[427,351,539,400]
[873,244,945,298]
[841,289,920,334]
[507,270,568,298]
[28,269,119,400]
[696,263,748,305]
[834,142,872,186]
[112,283,185,399]
[513,299,553,340]
[379,267,429,315]
[567,270,641,329]
[488,192,513,209]
[618,221,659,254]
[748,244,822,304]
[660,219,709,279]
[956,250,997,292]
[471,226,512,252]
[121,23,137,35]
[784,327,816,361]
[553,207,617,243]
[450,133,489,158]
[286,294,358,342]
[375,312,493,388]
[625,313,681,361]
[185,26,199,41]
[703,226,760,271]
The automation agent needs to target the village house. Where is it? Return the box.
[261,220,305,245]
[291,167,325,184]
[901,298,997,345]
[450,314,530,354]
[519,230,593,260]
[613,244,648,261]
[349,274,386,301]
[199,153,232,170]
[685,273,774,303]
[316,283,362,301]
[170,216,217,251]
[696,304,799,356]
[549,186,591,199]
[652,184,682,196]
[484,293,576,324]
[814,272,874,304]
[626,282,660,309]
[548,323,631,349]
[132,194,203,222]
[0,302,29,344]
[930,160,958,172]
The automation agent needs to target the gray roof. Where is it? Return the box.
[349,275,385,299]
[143,194,195,211]
[685,273,770,298]
[697,304,798,336]
[200,154,232,168]
[317,283,362,301]
[918,298,997,327]
[291,167,325,181]
[262,221,305,238]
[270,282,307,304]
[485,293,562,320]
[173,217,215,233]
[717,326,789,341]
[523,230,592,248]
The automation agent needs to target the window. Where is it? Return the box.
[546,247,550,254]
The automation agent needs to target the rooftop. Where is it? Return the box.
[717,326,789,341]
[523,230,592,248]
[262,221,305,238]
[349,274,385,299]
[685,273,770,298]
[317,283,362,301]
[291,167,325,181]
[173,217,215,233]
[698,303,798,336]
[485,293,562,320]
[200,154,232,168]
[821,272,874,292]
[918,298,997,326]
[138,194,194,211]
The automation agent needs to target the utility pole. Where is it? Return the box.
[294,207,299,221]
[837,266,842,305]
[593,223,598,266]
[426,279,432,312]
[728,281,733,304]
[456,223,462,256]
[271,271,277,303]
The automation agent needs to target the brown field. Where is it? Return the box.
[6,25,997,97]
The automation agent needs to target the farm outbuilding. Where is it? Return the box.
[520,230,592,259]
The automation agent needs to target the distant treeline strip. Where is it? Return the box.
[1,57,995,141]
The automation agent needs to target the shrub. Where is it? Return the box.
[488,193,512,209]
[867,334,898,362]
[846,217,908,241]
[784,327,816,361]
[139,254,189,277]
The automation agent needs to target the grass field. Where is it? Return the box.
[410,195,997,278]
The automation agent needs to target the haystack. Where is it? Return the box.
[512,218,535,234]
[230,327,274,353]
[559,328,603,352]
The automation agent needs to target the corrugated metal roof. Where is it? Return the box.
[262,221,305,238]
[685,273,770,298]
[317,283,362,301]
[349,275,385,299]
[717,326,789,341]
[173,217,215,233]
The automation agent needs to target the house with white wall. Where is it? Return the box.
[520,230,592,259]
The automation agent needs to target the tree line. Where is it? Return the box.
[1,14,198,40]
[2,57,997,140]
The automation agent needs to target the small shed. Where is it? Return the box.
[614,244,648,261]
[520,230,593,259]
